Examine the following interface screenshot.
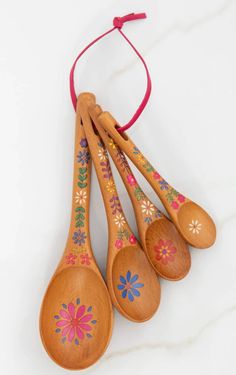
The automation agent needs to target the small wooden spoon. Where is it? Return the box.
[97,112,216,249]
[78,93,161,322]
[89,104,191,281]
[40,99,113,370]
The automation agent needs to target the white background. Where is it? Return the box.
[0,0,236,374]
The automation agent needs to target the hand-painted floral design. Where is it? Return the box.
[177,194,185,203]
[141,200,155,216]
[72,230,86,245]
[129,234,137,245]
[132,148,187,212]
[54,299,97,345]
[98,148,108,161]
[171,201,179,210]
[109,195,121,215]
[80,253,92,265]
[75,190,87,205]
[127,174,137,186]
[65,253,77,265]
[159,180,169,190]
[154,239,177,265]
[153,171,161,180]
[80,138,88,148]
[114,214,126,228]
[117,271,144,302]
[115,148,130,172]
[109,138,117,149]
[106,181,116,193]
[77,167,88,189]
[100,160,112,179]
[117,228,130,240]
[133,147,145,163]
[115,239,123,249]
[189,220,202,234]
[77,150,90,165]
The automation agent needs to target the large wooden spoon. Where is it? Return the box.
[97,112,216,249]
[39,99,113,370]
[89,104,191,281]
[78,93,161,322]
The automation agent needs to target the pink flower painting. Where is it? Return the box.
[115,239,123,249]
[129,234,137,245]
[80,253,92,265]
[65,253,77,265]
[127,174,137,186]
[54,300,96,345]
[154,239,177,265]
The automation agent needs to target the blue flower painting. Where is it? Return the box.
[117,271,144,302]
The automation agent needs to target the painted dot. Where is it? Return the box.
[86,333,92,338]
[76,298,80,305]
[55,328,61,333]
[87,306,92,312]
[91,320,97,324]
[54,315,60,319]
[62,304,67,309]
[62,337,66,344]
[75,339,79,345]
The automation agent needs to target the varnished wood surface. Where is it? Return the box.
[97,111,216,249]
[89,104,191,281]
[78,93,161,322]
[40,98,113,370]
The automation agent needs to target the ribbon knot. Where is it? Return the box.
[113,12,147,29]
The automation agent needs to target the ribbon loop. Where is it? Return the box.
[70,12,151,132]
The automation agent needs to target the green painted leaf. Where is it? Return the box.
[79,167,87,174]
[78,182,87,188]
[79,175,87,182]
[166,193,174,203]
[77,207,85,212]
[117,229,124,240]
[171,189,178,197]
[76,220,84,227]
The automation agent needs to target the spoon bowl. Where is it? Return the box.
[111,246,161,321]
[145,217,190,280]
[177,201,216,249]
[40,267,113,370]
[89,104,191,281]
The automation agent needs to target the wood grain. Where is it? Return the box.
[97,111,216,249]
[78,93,161,322]
[40,97,113,370]
[89,104,191,281]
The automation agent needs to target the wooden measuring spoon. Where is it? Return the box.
[89,104,191,281]
[97,112,216,249]
[39,100,113,370]
[78,93,161,322]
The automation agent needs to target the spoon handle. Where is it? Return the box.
[89,105,163,244]
[97,112,188,218]
[97,112,216,248]
[78,94,137,251]
[59,103,94,269]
